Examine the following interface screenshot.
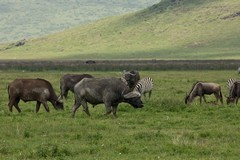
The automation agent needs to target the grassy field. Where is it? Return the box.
[0,0,239,60]
[0,69,240,159]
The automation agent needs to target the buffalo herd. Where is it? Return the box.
[6,70,240,118]
[7,70,143,117]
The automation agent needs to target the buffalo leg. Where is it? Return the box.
[8,96,17,112]
[14,103,21,113]
[112,106,118,118]
[8,100,14,112]
[81,100,90,116]
[104,102,112,115]
[36,101,41,113]
[72,99,81,118]
[13,98,21,113]
[62,88,69,99]
[42,102,50,112]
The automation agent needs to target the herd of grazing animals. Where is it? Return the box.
[6,70,240,118]
[7,70,149,117]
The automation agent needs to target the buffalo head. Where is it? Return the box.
[123,91,143,108]
[122,70,140,90]
[54,100,64,110]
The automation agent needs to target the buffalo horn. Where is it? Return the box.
[57,96,63,103]
[124,91,141,99]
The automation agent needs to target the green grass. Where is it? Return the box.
[0,0,240,60]
[0,70,240,159]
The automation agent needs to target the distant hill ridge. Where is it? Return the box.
[0,0,239,60]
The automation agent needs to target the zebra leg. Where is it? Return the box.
[149,90,152,99]
[143,93,147,99]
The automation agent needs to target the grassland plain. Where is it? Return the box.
[0,70,240,159]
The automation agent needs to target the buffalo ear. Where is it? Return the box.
[124,91,141,99]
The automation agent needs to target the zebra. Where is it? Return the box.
[226,78,240,90]
[133,77,153,99]
[227,78,236,90]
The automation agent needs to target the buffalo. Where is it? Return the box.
[8,78,64,112]
[59,74,94,100]
[185,82,223,104]
[121,70,140,90]
[72,77,143,118]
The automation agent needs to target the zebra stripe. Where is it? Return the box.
[227,78,236,90]
[133,77,153,99]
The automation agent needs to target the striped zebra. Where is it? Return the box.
[133,77,153,99]
[227,78,236,90]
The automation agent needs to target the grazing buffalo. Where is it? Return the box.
[121,70,140,90]
[226,81,240,104]
[59,74,94,100]
[8,79,64,112]
[72,77,143,118]
[185,82,223,104]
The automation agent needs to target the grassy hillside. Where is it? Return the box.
[0,0,240,60]
[0,0,159,43]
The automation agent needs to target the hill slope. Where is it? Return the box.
[0,0,159,43]
[0,0,240,60]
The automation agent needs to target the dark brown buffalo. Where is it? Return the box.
[121,70,140,90]
[227,81,240,104]
[8,78,64,112]
[59,74,94,100]
[72,77,143,118]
